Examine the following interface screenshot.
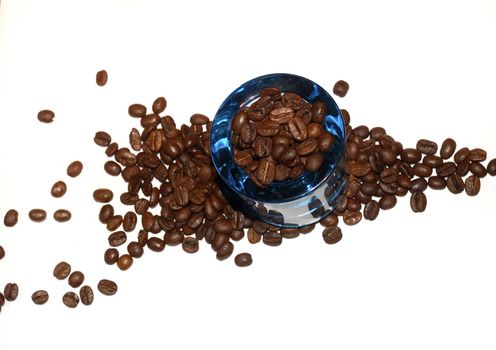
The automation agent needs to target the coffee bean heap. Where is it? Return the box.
[231,88,335,187]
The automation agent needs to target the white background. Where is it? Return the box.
[1,1,496,349]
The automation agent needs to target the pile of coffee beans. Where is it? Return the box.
[231,88,335,186]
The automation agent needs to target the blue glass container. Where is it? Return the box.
[210,73,347,228]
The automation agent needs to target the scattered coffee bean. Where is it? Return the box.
[488,158,496,176]
[234,253,253,267]
[216,241,234,261]
[93,188,113,203]
[447,174,464,194]
[182,237,200,254]
[4,209,18,227]
[147,237,165,252]
[68,271,85,288]
[96,69,108,86]
[117,254,133,270]
[51,180,67,197]
[104,161,122,176]
[363,200,380,221]
[129,103,147,118]
[410,191,427,213]
[4,283,19,301]
[416,139,438,155]
[98,279,118,296]
[53,261,71,280]
[322,226,343,244]
[0,292,4,306]
[333,80,349,97]
[62,291,79,308]
[53,209,71,222]
[465,175,481,196]
[104,248,119,265]
[0,245,5,260]
[469,148,487,162]
[99,204,114,224]
[440,138,456,159]
[428,176,446,190]
[127,241,144,258]
[37,109,55,123]
[79,286,94,306]
[152,97,167,114]
[94,131,112,147]
[108,231,127,247]
[29,209,47,223]
[31,290,49,305]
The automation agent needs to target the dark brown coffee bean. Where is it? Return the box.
[401,148,422,163]
[456,158,470,176]
[309,101,326,122]
[128,128,142,151]
[347,142,359,161]
[31,290,49,305]
[117,254,133,271]
[396,174,412,189]
[256,158,275,185]
[104,248,119,265]
[108,231,127,247]
[51,180,67,198]
[256,121,280,137]
[247,228,261,244]
[436,162,456,177]
[105,142,119,157]
[182,237,200,254]
[106,215,122,231]
[79,286,94,306]
[343,211,362,225]
[188,113,208,125]
[4,283,19,301]
[262,231,282,247]
[423,155,443,168]
[216,241,234,261]
[353,125,369,139]
[233,253,252,267]
[4,209,18,227]
[454,147,469,164]
[322,226,343,244]
[410,191,427,213]
[147,237,165,252]
[318,132,335,152]
[379,194,397,210]
[68,271,85,288]
[306,123,323,139]
[37,109,55,123]
[469,148,487,162]
[125,241,143,258]
[380,168,398,183]
[279,147,297,164]
[0,245,5,260]
[232,111,249,133]
[469,162,487,178]
[288,117,308,141]
[350,161,371,177]
[62,292,79,308]
[268,106,294,124]
[103,160,121,176]
[465,175,481,196]
[53,209,71,222]
[440,138,456,159]
[369,127,386,140]
[413,163,432,177]
[295,138,318,156]
[416,139,438,155]
[29,209,47,222]
[253,136,272,158]
[93,188,113,203]
[447,174,465,194]
[98,279,118,296]
[410,178,428,192]
[122,211,137,232]
[305,153,324,172]
[363,200,380,221]
[379,149,396,166]
[94,131,111,147]
[133,199,149,215]
[53,261,71,280]
[487,158,496,176]
[240,123,257,144]
[213,218,233,234]
[128,103,147,118]
[151,97,167,114]
[95,69,108,86]
[65,161,83,179]
[428,176,446,190]
[333,80,349,97]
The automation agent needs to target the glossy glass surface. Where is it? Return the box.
[210,73,347,228]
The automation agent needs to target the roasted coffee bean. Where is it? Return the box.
[343,211,362,225]
[66,161,83,179]
[379,194,397,210]
[232,111,249,133]
[29,209,47,222]
[51,180,67,197]
[322,226,343,244]
[104,248,119,265]
[380,168,398,183]
[410,191,427,213]
[106,142,119,157]
[347,142,359,160]
[79,286,94,306]
[212,233,230,251]
[318,132,334,152]
[108,231,127,247]
[104,161,122,176]
[287,117,308,141]
[333,80,349,97]
[465,175,480,196]
[4,283,19,301]
[349,161,371,177]
[68,271,85,288]
[62,292,79,308]
[216,241,234,260]
[401,148,422,163]
[240,123,257,144]
[487,158,496,176]
[234,253,253,267]
[256,158,275,185]
[106,215,123,231]
[37,109,55,123]
[94,131,111,147]
[147,237,165,252]
[346,198,361,212]
[428,176,446,190]
[256,121,280,137]
[151,97,167,114]
[410,178,428,192]
[469,162,487,178]
[190,113,209,125]
[397,174,412,189]
[53,261,71,280]
[0,245,5,260]
[305,153,324,172]
[306,123,323,139]
[416,139,438,155]
[440,138,456,159]
[454,147,469,164]
[93,188,113,203]
[123,211,137,232]
[369,127,386,140]
[379,181,398,195]
[263,231,282,247]
[447,174,465,194]
[128,103,147,118]
[53,209,71,222]
[117,254,133,271]
[4,209,18,227]
[182,237,200,254]
[413,163,432,177]
[363,200,380,220]
[295,138,318,156]
[247,228,261,244]
[310,101,326,122]
[96,69,108,86]
[253,136,272,157]
[355,191,371,204]
[127,242,144,258]
[469,148,487,162]
[98,279,118,296]
[436,162,456,177]
[456,158,470,177]
[213,218,233,235]
[353,125,370,139]
[0,292,4,306]
[423,155,443,168]
[31,290,49,305]
[129,128,142,151]
[120,192,138,206]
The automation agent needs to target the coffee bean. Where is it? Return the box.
[125,241,143,258]
[98,205,114,224]
[53,209,71,222]
[189,113,208,125]
[253,136,272,158]
[469,162,487,178]
[94,131,111,147]
[256,158,275,185]
[305,153,324,172]
[240,123,257,144]
[0,245,5,260]
[117,254,133,270]
[29,209,47,223]
[0,292,4,306]
[152,97,167,114]
[379,194,397,210]
[213,218,233,235]
[128,128,142,152]
[68,271,85,288]
[104,160,122,176]
[104,248,119,264]
[182,237,200,254]
[440,138,456,159]
[363,200,380,220]
[436,162,456,177]
[66,161,83,178]
[454,147,469,164]
[295,138,318,156]
[53,261,71,280]
[488,158,496,176]
[95,69,108,86]
[4,209,18,227]
[108,231,127,247]
[234,253,253,267]
[98,279,118,296]
[468,148,487,162]
[416,139,438,155]
[428,176,446,190]
[62,291,79,308]
[456,158,470,176]
[51,180,67,197]
[147,237,165,252]
[31,290,49,305]
[93,188,113,203]
[232,111,249,134]
[216,241,234,260]
[380,168,398,183]
[412,163,432,177]
[401,148,422,163]
[333,80,349,97]
[288,117,308,141]
[37,109,55,123]
[322,226,343,244]
[447,174,464,194]
[422,155,443,168]
[4,283,19,301]
[343,211,362,225]
[128,103,147,118]
[410,191,427,213]
[465,175,480,196]
[263,231,282,246]
[79,286,94,306]
[122,212,137,232]
[106,142,119,157]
